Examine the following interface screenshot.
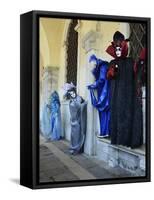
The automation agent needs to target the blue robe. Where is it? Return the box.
[40,91,61,141]
[40,103,52,139]
[50,91,61,140]
[88,55,110,137]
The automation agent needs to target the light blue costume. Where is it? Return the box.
[88,55,110,137]
[40,91,61,140]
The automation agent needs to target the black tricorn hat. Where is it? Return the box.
[113,31,130,44]
[113,31,125,42]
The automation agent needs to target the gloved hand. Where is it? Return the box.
[87,84,95,89]
[107,64,118,80]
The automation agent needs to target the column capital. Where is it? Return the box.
[74,20,82,33]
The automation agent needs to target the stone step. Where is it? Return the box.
[96,138,145,175]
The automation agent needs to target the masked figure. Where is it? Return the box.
[135,47,146,91]
[106,31,143,148]
[40,97,52,140]
[49,91,61,140]
[63,83,87,154]
[40,91,61,141]
[87,55,110,137]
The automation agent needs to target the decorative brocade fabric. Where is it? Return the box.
[108,58,143,148]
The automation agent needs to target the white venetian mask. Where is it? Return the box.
[115,46,122,57]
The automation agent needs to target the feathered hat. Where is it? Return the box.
[62,82,76,96]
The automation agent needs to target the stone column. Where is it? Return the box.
[82,30,102,156]
[40,67,59,131]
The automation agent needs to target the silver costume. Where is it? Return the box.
[69,96,87,154]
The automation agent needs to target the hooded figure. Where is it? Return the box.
[40,91,61,141]
[87,55,110,137]
[63,83,87,154]
[106,31,143,148]
[49,91,61,140]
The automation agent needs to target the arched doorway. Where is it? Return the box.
[66,19,78,86]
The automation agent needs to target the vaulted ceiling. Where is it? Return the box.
[40,17,69,68]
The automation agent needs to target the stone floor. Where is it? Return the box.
[39,136,134,183]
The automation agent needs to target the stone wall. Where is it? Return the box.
[96,138,145,175]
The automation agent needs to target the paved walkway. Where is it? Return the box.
[39,136,133,183]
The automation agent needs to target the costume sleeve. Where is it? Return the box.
[107,63,117,80]
[89,88,98,106]
[89,66,106,89]
[96,86,109,111]
[89,65,109,111]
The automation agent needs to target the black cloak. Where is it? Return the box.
[109,58,143,148]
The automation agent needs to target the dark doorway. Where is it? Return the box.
[66,20,78,86]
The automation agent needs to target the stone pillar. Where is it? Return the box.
[82,30,102,156]
[40,67,59,131]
